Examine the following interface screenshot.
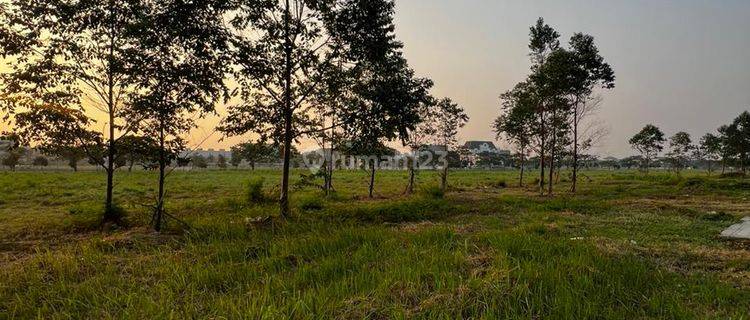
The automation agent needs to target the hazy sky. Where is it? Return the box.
[392,0,750,156]
[3,1,749,157]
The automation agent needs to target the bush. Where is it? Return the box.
[246,177,266,204]
[702,211,735,222]
[420,185,445,199]
[32,156,49,167]
[105,203,128,221]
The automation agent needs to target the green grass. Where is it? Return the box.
[1,169,750,318]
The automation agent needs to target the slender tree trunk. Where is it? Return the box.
[279,0,293,218]
[103,0,118,224]
[539,112,546,196]
[405,156,416,195]
[322,125,330,195]
[154,124,166,232]
[324,133,334,195]
[548,151,554,195]
[548,122,556,196]
[368,161,376,198]
[440,144,449,192]
[742,154,746,174]
[571,106,579,193]
[519,148,525,187]
[104,127,116,221]
[104,74,117,223]
[328,129,335,193]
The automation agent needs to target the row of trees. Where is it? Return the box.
[0,0,468,229]
[494,18,615,195]
[629,111,750,174]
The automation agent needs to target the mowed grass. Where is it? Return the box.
[1,169,750,318]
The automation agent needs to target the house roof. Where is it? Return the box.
[463,141,497,150]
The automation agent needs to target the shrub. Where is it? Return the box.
[421,185,444,199]
[32,156,49,167]
[105,203,127,221]
[702,211,735,222]
[246,177,266,204]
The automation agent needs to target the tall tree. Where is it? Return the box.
[117,136,159,172]
[125,0,230,231]
[567,33,615,192]
[229,149,243,168]
[697,133,721,174]
[62,147,86,172]
[531,48,580,195]
[402,99,437,195]
[527,18,560,195]
[340,52,432,197]
[728,111,750,173]
[430,98,469,192]
[495,82,536,187]
[718,125,737,174]
[629,124,665,172]
[666,132,693,173]
[231,141,277,170]
[502,18,614,195]
[1,0,152,224]
[221,0,415,217]
[32,156,48,168]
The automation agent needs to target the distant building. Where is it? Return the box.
[182,148,232,160]
[461,141,512,168]
[462,141,510,156]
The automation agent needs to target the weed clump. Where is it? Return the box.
[702,211,735,222]
[246,177,266,204]
[104,202,127,219]
[421,185,445,199]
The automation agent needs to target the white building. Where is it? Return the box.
[462,141,510,156]
[461,141,512,168]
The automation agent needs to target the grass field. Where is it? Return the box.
[1,168,750,319]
